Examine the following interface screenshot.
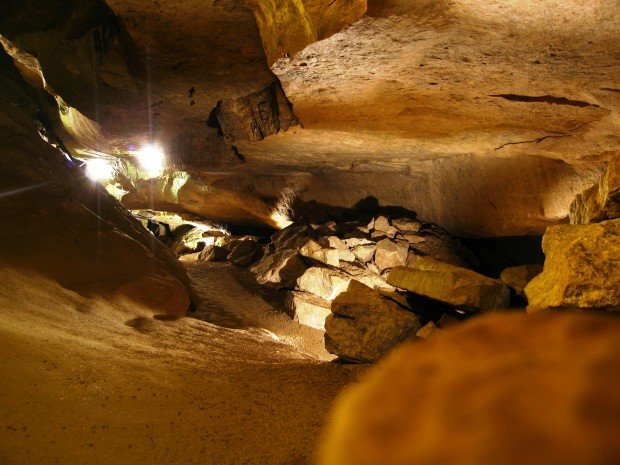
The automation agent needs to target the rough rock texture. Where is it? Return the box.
[318,312,620,465]
[211,81,299,143]
[570,153,620,224]
[1,1,616,235]
[388,257,510,312]
[525,219,620,311]
[374,239,408,272]
[0,44,195,316]
[199,245,229,262]
[324,280,421,363]
[285,291,331,330]
[500,264,543,297]
[251,249,308,288]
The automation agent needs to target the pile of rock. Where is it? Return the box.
[242,215,476,332]
[325,254,514,363]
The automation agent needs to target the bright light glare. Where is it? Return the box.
[135,143,165,178]
[85,159,114,181]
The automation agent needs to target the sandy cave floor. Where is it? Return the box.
[0,259,356,465]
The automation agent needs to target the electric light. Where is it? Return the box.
[135,143,165,178]
[85,158,114,181]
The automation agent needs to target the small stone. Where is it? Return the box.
[374,239,408,271]
[392,218,421,233]
[352,243,376,263]
[299,239,340,267]
[416,321,439,339]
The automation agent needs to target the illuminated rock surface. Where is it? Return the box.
[525,219,620,311]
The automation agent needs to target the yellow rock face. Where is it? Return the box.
[525,219,620,311]
[570,153,620,225]
[317,312,620,465]
[387,257,510,312]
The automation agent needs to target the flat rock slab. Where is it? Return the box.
[387,257,510,312]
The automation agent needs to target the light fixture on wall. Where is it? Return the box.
[85,158,114,181]
[135,143,165,178]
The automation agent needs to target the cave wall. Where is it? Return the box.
[0,44,195,316]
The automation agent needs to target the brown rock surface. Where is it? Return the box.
[500,264,544,297]
[374,238,408,271]
[318,312,620,465]
[525,219,620,311]
[570,153,620,224]
[388,257,510,312]
[285,291,331,330]
[325,280,421,362]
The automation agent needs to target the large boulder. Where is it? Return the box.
[285,291,331,329]
[525,219,620,311]
[297,267,350,301]
[387,257,510,312]
[250,249,307,288]
[198,244,229,262]
[317,312,620,465]
[324,280,421,363]
[569,154,619,225]
[500,264,543,297]
[374,239,408,272]
[227,239,262,266]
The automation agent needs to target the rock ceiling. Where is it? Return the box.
[1,0,618,236]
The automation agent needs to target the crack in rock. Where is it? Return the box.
[490,94,598,108]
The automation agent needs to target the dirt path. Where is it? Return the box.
[0,262,354,465]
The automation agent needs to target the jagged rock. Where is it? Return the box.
[366,262,381,275]
[400,233,426,245]
[525,219,620,311]
[297,267,350,301]
[169,224,204,255]
[317,312,620,465]
[299,239,340,267]
[387,257,510,312]
[343,237,373,248]
[339,262,395,292]
[416,321,439,339]
[392,218,421,233]
[213,81,298,142]
[198,244,229,262]
[373,216,398,238]
[352,243,376,263]
[285,291,331,330]
[569,154,619,224]
[500,264,543,297]
[324,280,421,363]
[228,239,261,266]
[251,249,307,289]
[319,236,356,262]
[374,239,408,271]
[314,221,339,236]
[271,223,315,250]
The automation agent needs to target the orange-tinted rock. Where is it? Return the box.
[318,312,620,465]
